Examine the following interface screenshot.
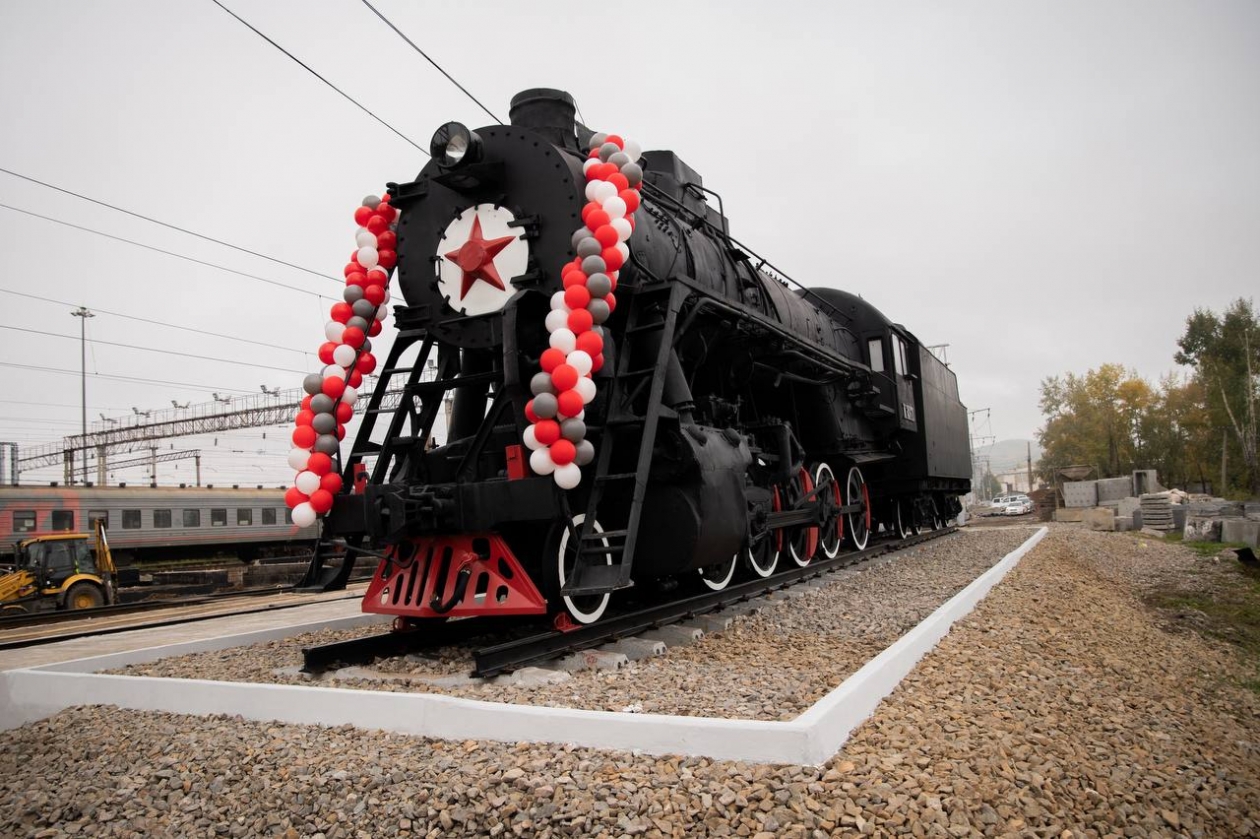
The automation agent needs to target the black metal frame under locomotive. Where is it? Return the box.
[300,88,971,628]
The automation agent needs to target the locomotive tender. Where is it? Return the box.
[305,88,970,626]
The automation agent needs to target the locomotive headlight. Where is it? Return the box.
[431,122,482,168]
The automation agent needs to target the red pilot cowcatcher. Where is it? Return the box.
[362,534,547,619]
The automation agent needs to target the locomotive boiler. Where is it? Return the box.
[301,88,971,627]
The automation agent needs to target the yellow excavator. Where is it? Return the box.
[0,519,117,613]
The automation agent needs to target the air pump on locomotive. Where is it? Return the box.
[300,88,971,627]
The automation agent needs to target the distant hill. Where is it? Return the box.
[976,439,1041,473]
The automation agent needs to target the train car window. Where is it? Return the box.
[262,508,277,525]
[88,510,108,529]
[892,336,906,377]
[154,509,172,528]
[867,339,884,373]
[237,508,253,526]
[51,510,74,531]
[122,510,142,529]
[183,509,201,527]
[13,510,36,532]
[211,508,227,527]
[284,508,293,525]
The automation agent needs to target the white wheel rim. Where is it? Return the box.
[896,499,908,540]
[745,540,778,577]
[788,470,814,567]
[846,466,869,551]
[815,463,841,559]
[699,554,738,591]
[557,514,611,625]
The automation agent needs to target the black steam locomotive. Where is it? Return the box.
[303,88,970,627]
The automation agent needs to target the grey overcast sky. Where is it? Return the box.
[1,0,1257,486]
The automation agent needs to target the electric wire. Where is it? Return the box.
[0,362,258,395]
[0,168,339,284]
[209,0,428,155]
[359,0,502,124]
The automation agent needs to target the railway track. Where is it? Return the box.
[302,526,958,677]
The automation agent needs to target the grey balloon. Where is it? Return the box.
[531,392,558,419]
[352,299,376,319]
[530,372,555,395]
[576,237,602,258]
[361,338,372,353]
[581,255,606,275]
[608,151,630,167]
[346,316,369,332]
[575,439,595,466]
[362,195,380,208]
[310,394,335,414]
[589,132,608,149]
[302,373,324,396]
[311,413,337,434]
[599,142,620,162]
[561,417,586,443]
[588,299,611,324]
[343,285,364,304]
[586,273,611,298]
[621,163,643,187]
[314,434,340,455]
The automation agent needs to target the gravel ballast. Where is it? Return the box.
[111,529,1030,720]
[4,527,1259,837]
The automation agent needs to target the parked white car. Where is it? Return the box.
[1002,498,1033,516]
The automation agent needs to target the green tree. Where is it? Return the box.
[1175,299,1260,496]
[1037,364,1154,479]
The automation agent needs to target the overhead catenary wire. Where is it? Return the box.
[359,0,502,125]
[0,361,259,395]
[209,0,428,155]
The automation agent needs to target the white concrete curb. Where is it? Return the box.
[0,527,1047,764]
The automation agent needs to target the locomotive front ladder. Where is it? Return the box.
[562,280,688,597]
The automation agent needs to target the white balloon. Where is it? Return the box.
[593,181,618,202]
[340,386,359,405]
[323,364,346,380]
[582,158,600,175]
[623,139,642,162]
[530,447,556,475]
[325,321,346,343]
[584,181,602,201]
[545,309,569,333]
[566,350,592,376]
[287,447,311,471]
[615,242,630,261]
[550,291,570,312]
[602,196,627,219]
[295,470,321,495]
[611,218,632,242]
[333,344,356,367]
[549,328,577,354]
[356,247,379,268]
[292,502,317,528]
[382,287,391,302]
[553,462,582,489]
[522,425,541,451]
[575,376,597,404]
[376,304,390,321]
[355,229,377,248]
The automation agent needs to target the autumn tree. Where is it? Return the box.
[1037,364,1154,479]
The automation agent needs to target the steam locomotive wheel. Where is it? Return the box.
[895,498,910,540]
[551,514,612,625]
[814,463,843,559]
[787,467,820,567]
[744,488,781,578]
[846,467,871,551]
[698,554,738,591]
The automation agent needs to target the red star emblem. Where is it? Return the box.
[443,215,517,300]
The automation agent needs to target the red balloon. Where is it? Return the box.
[620,189,640,213]
[331,302,352,324]
[564,284,591,310]
[605,292,617,313]
[377,203,397,222]
[292,425,317,448]
[597,162,619,180]
[534,419,561,446]
[563,270,587,289]
[377,250,396,269]
[549,438,577,465]
[342,326,366,348]
[366,215,389,235]
[368,319,383,337]
[379,193,391,204]
[602,247,624,272]
[355,352,376,375]
[318,342,336,364]
[336,423,346,440]
[366,267,388,285]
[586,209,610,230]
[608,273,618,291]
[594,225,618,248]
[301,395,313,411]
[344,262,362,278]
[568,308,594,334]
[608,173,629,192]
[551,363,579,392]
[556,389,583,418]
[335,402,353,423]
[377,230,397,249]
[354,206,373,226]
[284,487,308,509]
[348,370,363,388]
[561,260,581,278]
[604,134,624,149]
[363,284,385,306]
[592,353,604,373]
[346,272,368,289]
[321,376,346,399]
[308,452,333,476]
[575,330,603,357]
[540,347,566,373]
[307,489,333,514]
[581,202,600,225]
[524,400,539,423]
[319,472,343,494]
[295,409,315,427]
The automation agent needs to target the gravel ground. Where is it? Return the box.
[111,529,1031,720]
[4,527,1259,837]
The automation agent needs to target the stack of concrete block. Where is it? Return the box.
[1063,481,1099,508]
[1140,494,1174,532]
[1096,477,1133,504]
[1221,518,1260,547]
[1083,507,1116,531]
[1186,498,1256,545]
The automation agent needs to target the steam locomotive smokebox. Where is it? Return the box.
[634,427,751,576]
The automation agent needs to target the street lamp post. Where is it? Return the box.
[70,306,94,486]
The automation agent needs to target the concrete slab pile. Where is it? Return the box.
[1140,494,1174,532]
